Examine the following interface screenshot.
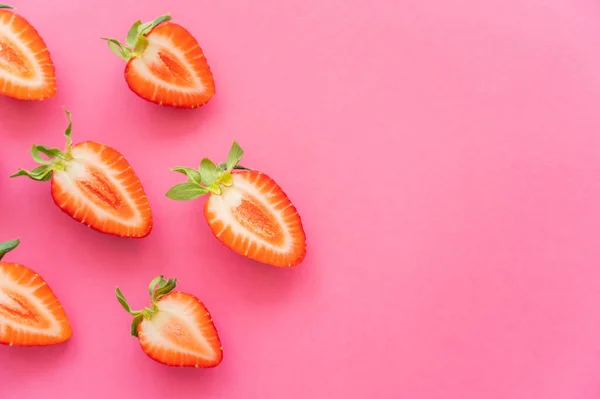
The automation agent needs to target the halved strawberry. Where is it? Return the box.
[116,276,223,368]
[166,142,307,267]
[0,4,56,100]
[0,239,72,346]
[101,14,215,109]
[10,109,153,238]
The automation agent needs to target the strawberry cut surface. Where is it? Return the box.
[137,292,223,367]
[116,276,223,368]
[125,22,215,108]
[11,110,153,238]
[205,171,306,267]
[0,8,56,100]
[0,262,72,346]
[50,142,152,237]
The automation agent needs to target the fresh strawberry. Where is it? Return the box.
[116,276,223,368]
[10,109,153,238]
[0,4,56,100]
[0,239,72,346]
[101,14,215,109]
[166,142,307,267]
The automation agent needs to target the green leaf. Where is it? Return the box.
[101,38,132,61]
[226,141,244,171]
[63,108,73,150]
[148,275,164,296]
[165,182,208,201]
[137,14,171,37]
[150,14,171,29]
[126,20,142,47]
[199,158,219,186]
[31,145,62,165]
[157,279,169,289]
[10,165,54,181]
[0,4,13,9]
[0,239,19,261]
[153,278,177,300]
[31,146,52,165]
[36,145,63,158]
[130,314,144,337]
[171,166,202,184]
[115,288,133,314]
[137,21,153,34]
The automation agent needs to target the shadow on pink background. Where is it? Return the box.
[1,0,600,398]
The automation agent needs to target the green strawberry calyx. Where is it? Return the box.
[0,239,19,261]
[101,14,171,61]
[9,108,75,182]
[115,275,178,337]
[165,141,250,201]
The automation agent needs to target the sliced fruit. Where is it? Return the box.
[0,239,72,346]
[116,276,223,368]
[166,142,307,267]
[101,14,215,108]
[0,4,56,100]
[10,109,152,238]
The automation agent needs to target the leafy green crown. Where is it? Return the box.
[165,141,250,201]
[115,275,178,337]
[101,14,171,61]
[9,108,75,182]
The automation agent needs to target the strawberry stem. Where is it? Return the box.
[0,239,19,261]
[166,141,251,201]
[9,108,74,182]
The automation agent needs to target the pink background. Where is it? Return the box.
[1,0,600,397]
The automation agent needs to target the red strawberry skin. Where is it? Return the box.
[124,21,215,108]
[204,171,307,267]
[0,8,56,100]
[49,141,153,238]
[136,291,223,368]
[0,262,72,346]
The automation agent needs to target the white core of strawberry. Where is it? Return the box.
[207,174,297,253]
[0,271,64,338]
[0,289,26,313]
[0,19,48,87]
[140,295,217,360]
[51,145,146,227]
[131,33,206,93]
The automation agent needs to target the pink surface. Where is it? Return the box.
[1,0,600,397]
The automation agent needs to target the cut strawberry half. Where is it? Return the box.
[10,109,153,238]
[0,4,56,100]
[166,142,307,267]
[0,239,72,346]
[116,276,223,368]
[101,14,215,109]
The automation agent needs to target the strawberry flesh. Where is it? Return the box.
[125,22,215,108]
[205,171,307,267]
[138,292,223,367]
[0,9,56,100]
[0,262,72,346]
[50,142,152,237]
